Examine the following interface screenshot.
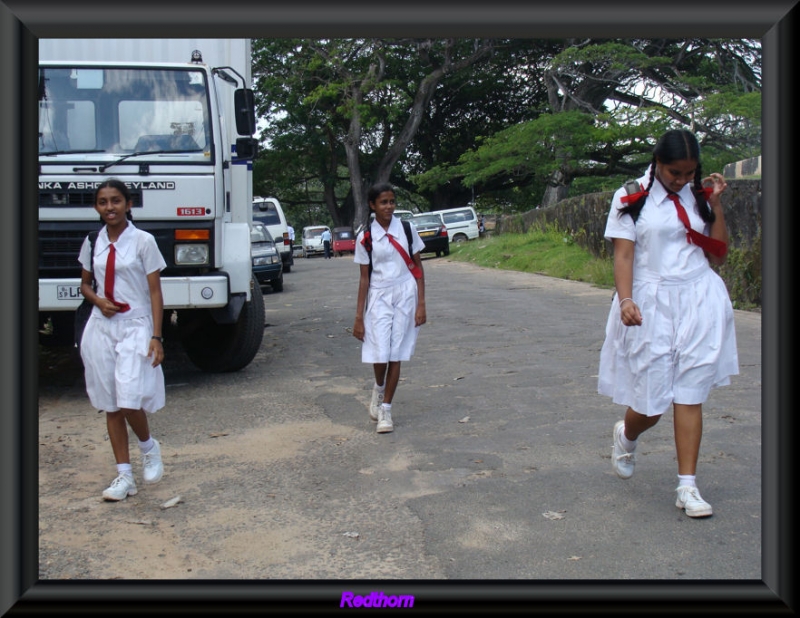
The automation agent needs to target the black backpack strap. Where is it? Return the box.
[87,231,99,290]
[401,219,414,256]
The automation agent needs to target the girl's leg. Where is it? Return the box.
[673,403,703,476]
[382,361,402,404]
[372,363,387,387]
[125,408,152,443]
[672,403,712,517]
[623,406,660,440]
[106,410,132,465]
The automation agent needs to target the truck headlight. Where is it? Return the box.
[175,243,210,265]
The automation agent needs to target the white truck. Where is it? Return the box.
[38,38,265,372]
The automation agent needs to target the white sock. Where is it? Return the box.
[138,437,155,453]
[619,426,637,452]
[116,463,133,476]
[374,382,385,393]
[677,474,696,488]
[381,402,392,413]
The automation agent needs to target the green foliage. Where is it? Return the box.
[715,227,762,310]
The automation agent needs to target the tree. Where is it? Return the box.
[414,38,761,209]
[252,38,500,228]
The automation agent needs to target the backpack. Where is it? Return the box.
[362,219,414,279]
[74,231,98,350]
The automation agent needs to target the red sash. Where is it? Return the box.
[621,184,727,258]
[386,233,423,279]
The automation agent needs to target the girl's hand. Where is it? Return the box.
[98,298,121,318]
[620,298,642,327]
[148,339,164,367]
[353,316,365,341]
[703,172,728,199]
[415,305,427,327]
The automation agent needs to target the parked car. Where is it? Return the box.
[432,206,480,243]
[394,209,416,220]
[251,222,283,292]
[301,225,331,258]
[411,213,450,257]
[253,196,293,272]
[332,226,356,256]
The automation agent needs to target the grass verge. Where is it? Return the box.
[446,228,615,290]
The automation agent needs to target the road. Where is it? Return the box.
[35,253,764,612]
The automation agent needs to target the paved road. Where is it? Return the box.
[33,253,764,613]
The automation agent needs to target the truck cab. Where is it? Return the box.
[38,39,264,373]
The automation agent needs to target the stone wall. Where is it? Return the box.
[494,179,761,260]
[492,179,762,307]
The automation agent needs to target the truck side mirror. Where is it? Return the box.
[234,88,257,136]
[235,137,258,160]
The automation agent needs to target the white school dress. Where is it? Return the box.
[354,217,425,364]
[78,223,167,414]
[597,173,739,416]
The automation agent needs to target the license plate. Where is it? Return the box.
[419,230,435,237]
[57,285,83,300]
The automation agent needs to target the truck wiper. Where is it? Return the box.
[99,149,200,172]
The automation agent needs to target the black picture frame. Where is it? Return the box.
[2,1,794,614]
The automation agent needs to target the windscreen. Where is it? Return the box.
[39,65,212,157]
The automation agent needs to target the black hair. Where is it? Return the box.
[95,178,134,221]
[367,182,395,205]
[619,129,714,225]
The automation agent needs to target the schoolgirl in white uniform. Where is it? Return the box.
[78,179,167,501]
[598,129,739,518]
[353,183,426,433]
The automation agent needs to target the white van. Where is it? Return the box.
[301,225,331,258]
[253,197,293,272]
[432,206,480,243]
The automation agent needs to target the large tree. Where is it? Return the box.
[252,38,500,228]
[415,38,761,209]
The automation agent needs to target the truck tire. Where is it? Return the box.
[179,276,265,372]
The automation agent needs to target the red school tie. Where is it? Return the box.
[104,243,131,312]
[665,193,727,259]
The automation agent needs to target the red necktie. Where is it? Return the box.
[104,243,131,312]
[665,193,727,259]
[386,233,423,279]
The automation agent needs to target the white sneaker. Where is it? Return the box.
[369,387,384,422]
[676,486,713,518]
[376,407,394,433]
[102,473,137,501]
[612,420,635,479]
[142,439,164,484]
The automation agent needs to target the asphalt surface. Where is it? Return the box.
[33,252,765,613]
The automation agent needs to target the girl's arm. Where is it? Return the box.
[352,264,371,341]
[703,173,730,266]
[412,252,426,327]
[80,269,119,317]
[612,238,642,327]
[146,270,165,366]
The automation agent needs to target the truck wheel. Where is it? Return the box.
[179,276,265,372]
[271,274,284,292]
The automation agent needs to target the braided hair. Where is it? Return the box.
[619,129,715,225]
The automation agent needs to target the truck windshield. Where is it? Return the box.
[38,66,212,158]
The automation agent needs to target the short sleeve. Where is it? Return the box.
[604,188,637,243]
[140,232,167,274]
[78,235,93,271]
[354,231,369,265]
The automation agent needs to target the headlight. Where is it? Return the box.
[175,243,210,265]
[253,255,280,266]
